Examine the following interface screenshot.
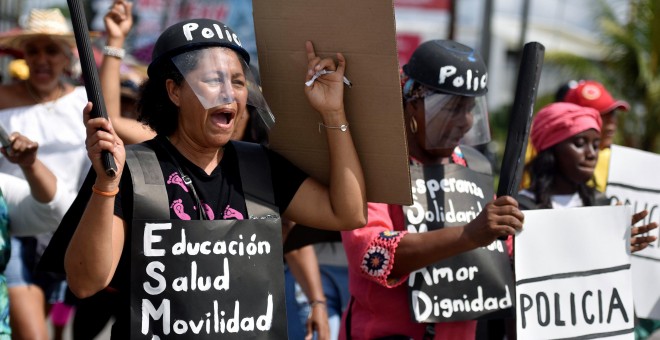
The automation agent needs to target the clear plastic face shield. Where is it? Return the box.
[422,91,490,150]
[172,47,275,129]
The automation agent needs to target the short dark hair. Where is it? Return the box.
[137,51,204,136]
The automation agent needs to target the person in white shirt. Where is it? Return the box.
[0,131,75,337]
[0,7,91,338]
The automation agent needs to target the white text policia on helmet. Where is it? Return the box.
[438,65,488,94]
[181,22,243,48]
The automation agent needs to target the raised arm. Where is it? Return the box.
[2,132,56,202]
[65,103,127,298]
[284,41,367,231]
[101,0,155,144]
[0,133,75,235]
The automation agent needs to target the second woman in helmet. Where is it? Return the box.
[339,40,523,340]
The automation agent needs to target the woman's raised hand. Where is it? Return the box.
[303,41,346,120]
[105,0,133,42]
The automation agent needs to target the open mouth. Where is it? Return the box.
[210,107,236,127]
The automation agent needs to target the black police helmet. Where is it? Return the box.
[403,40,488,97]
[147,18,250,78]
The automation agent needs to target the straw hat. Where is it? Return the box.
[0,8,98,51]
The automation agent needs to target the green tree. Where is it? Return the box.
[545,0,660,151]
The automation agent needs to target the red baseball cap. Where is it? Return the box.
[563,80,630,114]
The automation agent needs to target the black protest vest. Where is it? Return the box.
[124,141,280,220]
[403,146,514,323]
[124,141,288,339]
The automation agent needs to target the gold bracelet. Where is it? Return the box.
[309,300,326,308]
[318,122,349,133]
[92,185,119,197]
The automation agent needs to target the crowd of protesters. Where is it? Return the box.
[0,1,657,339]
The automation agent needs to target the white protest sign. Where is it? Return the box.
[516,206,634,339]
[607,144,660,320]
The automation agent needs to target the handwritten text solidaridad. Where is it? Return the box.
[515,205,634,339]
[606,144,660,320]
[406,175,486,228]
[135,221,282,338]
[404,164,513,322]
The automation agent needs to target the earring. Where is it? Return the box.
[410,118,418,133]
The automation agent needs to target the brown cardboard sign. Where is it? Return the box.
[253,0,411,205]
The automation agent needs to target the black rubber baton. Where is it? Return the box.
[496,42,544,238]
[68,0,118,177]
[497,42,545,200]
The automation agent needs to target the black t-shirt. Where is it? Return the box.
[115,136,306,222]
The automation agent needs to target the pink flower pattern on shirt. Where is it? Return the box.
[360,230,405,286]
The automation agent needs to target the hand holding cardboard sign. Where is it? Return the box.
[303,41,347,123]
[306,69,352,88]
[463,196,524,248]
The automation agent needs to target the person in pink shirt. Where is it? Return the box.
[339,40,524,340]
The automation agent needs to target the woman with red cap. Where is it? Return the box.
[561,80,630,192]
[520,102,656,251]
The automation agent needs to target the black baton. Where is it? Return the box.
[68,0,118,177]
[497,42,545,199]
[496,42,544,239]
